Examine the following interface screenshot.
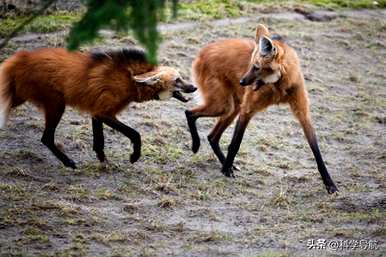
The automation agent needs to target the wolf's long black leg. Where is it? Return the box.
[221,114,251,177]
[289,91,338,194]
[185,110,201,153]
[92,117,106,162]
[99,116,141,163]
[208,108,239,169]
[41,103,76,168]
[307,135,338,194]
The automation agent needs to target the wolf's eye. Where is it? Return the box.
[174,77,183,87]
[253,64,260,71]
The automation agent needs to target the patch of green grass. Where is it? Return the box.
[141,219,168,233]
[110,247,134,257]
[0,182,26,201]
[190,230,233,243]
[108,231,129,243]
[0,11,80,37]
[141,141,184,165]
[177,0,244,21]
[372,227,386,237]
[1,206,51,228]
[176,0,383,22]
[340,209,386,223]
[53,234,89,257]
[138,247,157,257]
[188,180,233,201]
[1,0,383,42]
[64,217,87,226]
[70,233,90,255]
[23,227,50,244]
[192,188,211,201]
[95,187,120,200]
[67,185,91,201]
[58,204,81,218]
[171,0,386,22]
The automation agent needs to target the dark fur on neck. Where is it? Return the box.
[90,48,155,75]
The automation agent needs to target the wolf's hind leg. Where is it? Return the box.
[208,105,240,169]
[41,102,76,169]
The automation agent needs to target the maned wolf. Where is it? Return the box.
[0,48,196,168]
[185,24,338,194]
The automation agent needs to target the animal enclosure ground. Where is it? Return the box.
[0,6,385,257]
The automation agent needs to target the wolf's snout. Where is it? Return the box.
[240,78,248,86]
[183,84,197,93]
[240,69,258,86]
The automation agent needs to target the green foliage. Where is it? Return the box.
[67,0,175,64]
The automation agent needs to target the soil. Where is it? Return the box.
[0,7,385,257]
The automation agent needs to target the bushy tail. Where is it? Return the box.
[0,62,13,128]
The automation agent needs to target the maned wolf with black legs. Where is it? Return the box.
[0,48,196,168]
[185,24,338,194]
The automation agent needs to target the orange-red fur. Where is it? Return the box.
[192,34,305,127]
[0,47,193,168]
[0,48,159,119]
[187,24,337,193]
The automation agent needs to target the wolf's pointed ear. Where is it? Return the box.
[134,72,162,86]
[259,36,275,57]
[255,24,270,42]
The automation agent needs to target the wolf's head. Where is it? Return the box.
[240,24,284,90]
[134,66,196,102]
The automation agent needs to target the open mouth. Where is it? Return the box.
[172,91,189,102]
[253,79,265,91]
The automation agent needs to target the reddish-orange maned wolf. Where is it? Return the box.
[0,48,196,168]
[185,24,338,194]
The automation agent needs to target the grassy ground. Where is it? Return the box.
[1,0,385,38]
[176,0,386,20]
[0,11,80,37]
[0,2,385,257]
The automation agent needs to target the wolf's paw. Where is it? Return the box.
[326,184,339,194]
[221,167,235,178]
[192,140,200,153]
[64,159,77,169]
[130,152,140,164]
